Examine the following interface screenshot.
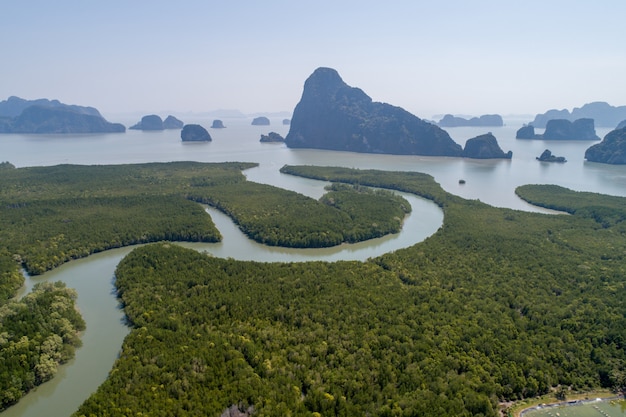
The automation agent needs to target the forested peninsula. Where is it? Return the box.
[79,166,626,417]
[0,162,411,410]
[2,163,626,416]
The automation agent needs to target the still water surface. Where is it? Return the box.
[1,117,625,416]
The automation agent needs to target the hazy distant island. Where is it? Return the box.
[0,96,125,134]
[282,118,291,125]
[543,119,598,140]
[531,101,626,128]
[437,114,503,127]
[251,116,270,126]
[515,124,538,139]
[180,124,211,142]
[536,149,567,163]
[462,133,512,159]
[584,126,626,164]
[285,67,463,156]
[129,114,183,130]
[259,132,285,143]
[211,119,225,129]
[516,119,599,140]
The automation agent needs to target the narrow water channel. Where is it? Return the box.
[4,190,443,417]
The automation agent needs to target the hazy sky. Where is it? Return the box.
[1,1,625,119]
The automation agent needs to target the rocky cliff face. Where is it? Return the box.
[285,67,462,156]
[462,133,512,159]
[585,127,626,164]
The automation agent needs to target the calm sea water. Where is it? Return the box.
[2,117,625,208]
[1,117,625,416]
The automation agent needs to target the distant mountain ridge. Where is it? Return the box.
[0,96,125,133]
[0,96,102,118]
[285,67,462,156]
[437,114,503,127]
[532,102,626,128]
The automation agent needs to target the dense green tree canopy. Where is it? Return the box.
[2,162,626,415]
[0,282,85,410]
[74,166,626,416]
[0,162,413,411]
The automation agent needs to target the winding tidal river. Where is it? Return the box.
[5,182,443,417]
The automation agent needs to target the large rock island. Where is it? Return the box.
[251,117,270,126]
[0,96,125,133]
[129,115,183,130]
[516,119,599,140]
[260,132,285,143]
[181,124,211,142]
[536,149,566,163]
[462,133,512,159]
[542,118,599,140]
[584,127,626,164]
[285,67,462,156]
[211,119,225,129]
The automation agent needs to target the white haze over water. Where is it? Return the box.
[1,0,625,119]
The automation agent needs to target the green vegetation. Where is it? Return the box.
[516,184,626,227]
[320,183,410,242]
[72,166,626,417]
[2,163,626,416]
[0,162,15,171]
[280,165,449,206]
[0,281,85,410]
[0,162,413,410]
[188,180,410,247]
[0,161,410,278]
